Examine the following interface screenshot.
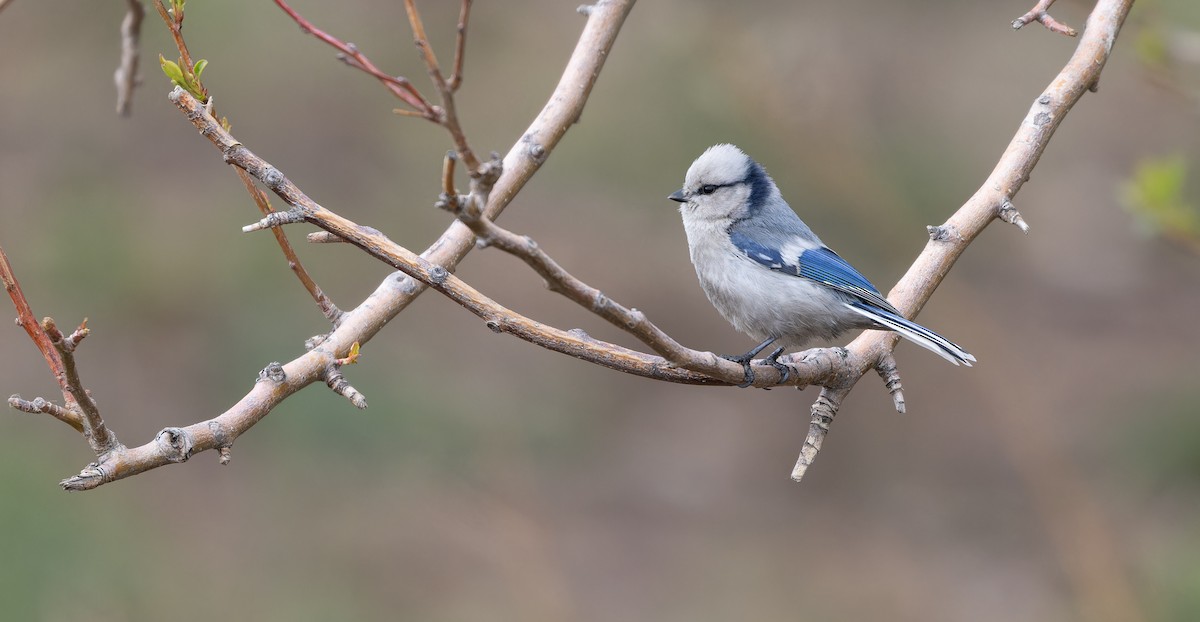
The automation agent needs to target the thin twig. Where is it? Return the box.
[9,395,83,432]
[448,0,472,92]
[272,0,435,117]
[0,244,68,391]
[234,168,343,325]
[402,0,479,171]
[1013,0,1079,37]
[175,87,788,387]
[115,0,145,116]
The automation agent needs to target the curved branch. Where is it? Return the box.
[792,0,1134,481]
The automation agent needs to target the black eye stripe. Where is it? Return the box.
[698,182,735,195]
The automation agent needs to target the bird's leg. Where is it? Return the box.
[722,337,777,388]
[764,346,791,385]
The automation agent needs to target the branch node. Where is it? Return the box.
[522,135,547,163]
[428,265,449,286]
[592,291,611,313]
[156,427,194,463]
[484,319,502,333]
[261,166,286,191]
[926,224,964,242]
[998,199,1031,234]
[207,420,232,462]
[256,362,287,384]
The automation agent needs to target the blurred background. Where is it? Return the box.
[2,0,1199,620]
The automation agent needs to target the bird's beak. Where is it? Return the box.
[668,189,687,203]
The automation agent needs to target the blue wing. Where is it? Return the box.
[729,232,901,315]
[730,231,976,365]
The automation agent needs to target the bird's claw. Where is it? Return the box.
[720,353,755,388]
[765,346,791,385]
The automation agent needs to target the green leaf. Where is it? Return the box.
[192,59,208,81]
[159,55,185,85]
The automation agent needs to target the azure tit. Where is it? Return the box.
[668,144,974,387]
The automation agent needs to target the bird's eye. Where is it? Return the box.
[699,184,719,195]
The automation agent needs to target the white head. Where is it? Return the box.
[668,144,779,223]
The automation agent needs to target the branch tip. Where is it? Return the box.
[243,209,307,232]
[1012,0,1078,37]
[999,199,1031,234]
[874,353,906,414]
[791,388,843,482]
[324,364,367,409]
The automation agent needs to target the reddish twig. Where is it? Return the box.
[272,0,435,117]
[1012,0,1078,37]
[0,244,68,392]
[0,244,115,448]
[151,0,205,94]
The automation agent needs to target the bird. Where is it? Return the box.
[667,144,975,387]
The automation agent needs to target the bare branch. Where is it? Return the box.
[114,0,145,116]
[52,0,643,490]
[789,0,1134,481]
[175,87,784,388]
[1012,0,1078,37]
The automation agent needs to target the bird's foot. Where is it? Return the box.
[765,346,791,385]
[721,337,780,388]
[720,353,755,388]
